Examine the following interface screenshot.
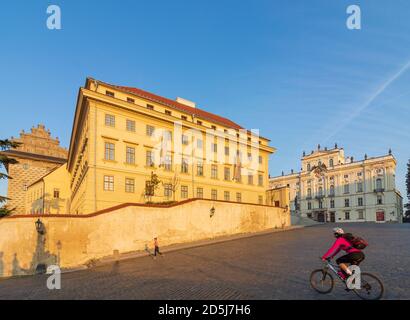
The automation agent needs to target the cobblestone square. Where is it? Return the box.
[0,223,409,300]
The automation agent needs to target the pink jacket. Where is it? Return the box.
[322,237,361,259]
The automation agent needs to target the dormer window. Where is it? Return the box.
[105,90,114,97]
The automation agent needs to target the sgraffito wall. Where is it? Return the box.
[0,198,290,278]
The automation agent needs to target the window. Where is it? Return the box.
[357,182,363,193]
[211,164,218,179]
[358,197,363,206]
[105,114,115,127]
[345,211,350,220]
[358,210,364,220]
[125,178,135,193]
[196,187,203,199]
[126,119,135,132]
[308,202,312,210]
[225,146,229,156]
[307,163,311,171]
[146,150,155,167]
[344,198,350,207]
[197,161,203,176]
[146,125,155,137]
[147,104,154,110]
[104,142,115,160]
[197,139,203,149]
[224,191,230,201]
[319,201,323,209]
[344,184,350,194]
[211,125,216,130]
[182,134,189,145]
[236,192,242,203]
[248,173,253,185]
[53,189,60,199]
[105,90,114,97]
[197,120,202,125]
[376,178,382,190]
[212,143,217,153]
[181,185,188,199]
[211,189,217,200]
[224,167,230,181]
[318,186,323,196]
[258,195,263,205]
[330,199,335,208]
[307,188,312,198]
[127,97,135,103]
[164,154,172,171]
[329,158,334,167]
[247,153,252,161]
[377,195,383,205]
[165,110,172,116]
[126,147,135,164]
[164,130,172,141]
[104,176,114,191]
[329,185,335,196]
[164,184,172,198]
[258,174,263,186]
[259,156,262,164]
[181,158,188,173]
[181,115,188,121]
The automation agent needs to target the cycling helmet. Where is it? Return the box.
[333,227,344,236]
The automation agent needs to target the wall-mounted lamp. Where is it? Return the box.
[210,206,215,218]
[35,218,45,235]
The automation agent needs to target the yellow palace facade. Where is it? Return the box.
[31,78,275,214]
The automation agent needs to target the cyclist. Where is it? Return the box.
[321,227,365,279]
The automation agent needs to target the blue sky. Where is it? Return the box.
[0,0,409,200]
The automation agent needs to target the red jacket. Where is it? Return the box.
[322,237,361,259]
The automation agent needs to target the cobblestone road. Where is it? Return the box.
[0,223,409,299]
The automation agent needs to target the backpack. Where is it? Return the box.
[343,233,368,250]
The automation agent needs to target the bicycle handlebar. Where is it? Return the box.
[319,256,331,261]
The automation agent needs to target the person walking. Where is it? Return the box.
[154,237,162,258]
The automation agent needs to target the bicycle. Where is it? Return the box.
[310,258,384,300]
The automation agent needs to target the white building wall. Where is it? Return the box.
[269,147,403,223]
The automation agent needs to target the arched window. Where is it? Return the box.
[329,158,334,167]
[329,185,335,196]
[307,188,312,197]
[318,186,323,196]
[307,163,311,171]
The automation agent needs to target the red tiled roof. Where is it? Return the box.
[109,84,243,130]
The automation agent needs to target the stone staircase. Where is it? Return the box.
[290,213,322,226]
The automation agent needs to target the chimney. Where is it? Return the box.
[176,97,196,108]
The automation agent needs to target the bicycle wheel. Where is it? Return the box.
[310,269,334,294]
[353,272,384,300]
